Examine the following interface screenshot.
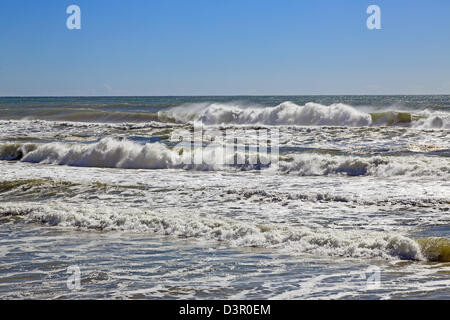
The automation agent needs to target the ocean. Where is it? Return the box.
[0,96,449,299]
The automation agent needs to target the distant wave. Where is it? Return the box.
[1,138,449,177]
[161,102,450,128]
[1,102,449,128]
[163,102,372,126]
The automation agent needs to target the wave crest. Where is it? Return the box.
[0,203,424,261]
[1,139,449,177]
[278,153,450,177]
[165,102,373,126]
[162,101,450,128]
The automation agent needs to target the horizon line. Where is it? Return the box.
[1,94,450,98]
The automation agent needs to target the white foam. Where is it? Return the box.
[2,138,449,177]
[0,203,424,261]
[8,138,271,171]
[162,101,450,128]
[413,109,450,129]
[277,153,450,177]
[164,102,373,126]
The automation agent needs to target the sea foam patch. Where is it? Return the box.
[0,202,425,261]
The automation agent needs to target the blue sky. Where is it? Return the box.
[1,0,450,96]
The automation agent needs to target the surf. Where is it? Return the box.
[1,138,449,178]
[162,101,450,128]
[0,202,425,261]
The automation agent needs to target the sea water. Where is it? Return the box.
[0,96,449,299]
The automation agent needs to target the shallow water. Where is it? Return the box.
[1,223,449,299]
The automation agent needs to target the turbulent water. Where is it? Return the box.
[0,96,449,299]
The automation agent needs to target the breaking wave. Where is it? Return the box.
[164,102,373,126]
[277,153,450,177]
[0,203,425,261]
[0,138,449,177]
[0,138,272,171]
[2,102,448,128]
[162,102,450,128]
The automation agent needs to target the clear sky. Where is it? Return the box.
[1,0,450,96]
